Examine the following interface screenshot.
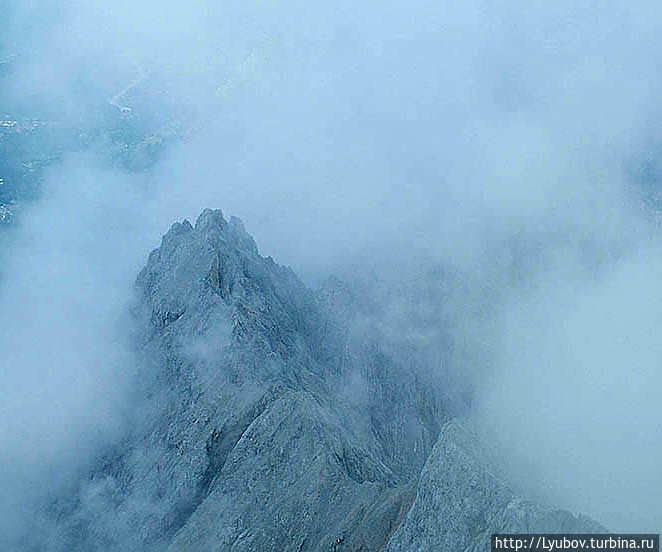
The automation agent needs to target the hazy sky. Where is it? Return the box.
[2,0,662,537]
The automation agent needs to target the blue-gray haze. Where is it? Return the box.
[1,0,661,546]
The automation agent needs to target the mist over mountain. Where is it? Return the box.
[2,1,662,549]
[11,209,604,550]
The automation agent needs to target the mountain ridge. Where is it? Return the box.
[28,208,604,551]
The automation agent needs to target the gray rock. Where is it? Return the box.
[35,209,603,551]
[384,419,606,552]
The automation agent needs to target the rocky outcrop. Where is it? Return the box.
[38,209,604,551]
[41,209,444,551]
[385,420,606,552]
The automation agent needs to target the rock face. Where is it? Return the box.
[38,209,603,551]
[384,420,606,552]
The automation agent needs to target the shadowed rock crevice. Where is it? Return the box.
[166,387,284,541]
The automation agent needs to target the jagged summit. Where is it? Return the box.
[137,208,316,362]
[155,209,258,262]
[187,208,259,255]
[33,209,604,552]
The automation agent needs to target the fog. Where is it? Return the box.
[1,0,662,540]
[0,159,149,542]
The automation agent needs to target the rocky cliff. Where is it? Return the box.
[36,209,604,551]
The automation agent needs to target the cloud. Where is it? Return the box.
[474,245,662,531]
[2,0,662,538]
[0,156,149,543]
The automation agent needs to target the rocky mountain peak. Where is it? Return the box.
[32,209,605,552]
[137,209,315,360]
